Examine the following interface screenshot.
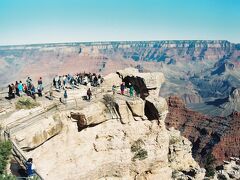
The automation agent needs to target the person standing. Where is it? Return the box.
[87,88,92,101]
[49,86,53,100]
[120,82,125,95]
[15,81,20,96]
[11,83,15,98]
[37,77,43,86]
[112,85,116,95]
[18,81,23,96]
[8,84,13,99]
[129,83,134,97]
[63,89,68,104]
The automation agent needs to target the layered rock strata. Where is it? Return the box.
[165,96,240,166]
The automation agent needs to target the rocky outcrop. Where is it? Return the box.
[13,113,63,150]
[165,96,240,166]
[117,68,165,97]
[115,99,134,124]
[18,69,204,180]
[215,158,240,180]
[70,101,108,130]
[168,128,205,180]
[126,98,145,117]
[212,112,240,165]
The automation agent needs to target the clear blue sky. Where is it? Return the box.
[0,0,239,45]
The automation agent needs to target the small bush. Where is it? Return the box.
[0,174,16,180]
[132,148,148,161]
[0,141,12,174]
[131,139,144,152]
[131,139,148,161]
[205,153,216,177]
[169,136,181,145]
[15,97,40,109]
[217,174,227,180]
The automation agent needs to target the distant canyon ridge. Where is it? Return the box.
[1,40,240,166]
[0,40,240,116]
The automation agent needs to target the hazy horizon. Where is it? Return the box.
[0,0,240,45]
[0,39,237,47]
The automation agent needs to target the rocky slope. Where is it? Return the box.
[1,68,206,179]
[214,157,240,180]
[165,96,240,166]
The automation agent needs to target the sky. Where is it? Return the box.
[0,0,239,45]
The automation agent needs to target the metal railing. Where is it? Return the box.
[4,130,44,180]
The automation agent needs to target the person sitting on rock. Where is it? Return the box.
[26,158,35,177]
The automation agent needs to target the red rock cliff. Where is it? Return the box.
[165,96,240,166]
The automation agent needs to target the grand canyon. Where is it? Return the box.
[0,40,240,179]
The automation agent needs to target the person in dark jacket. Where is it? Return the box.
[87,88,92,101]
[15,81,20,96]
[120,82,125,95]
[8,84,13,99]
[26,158,35,177]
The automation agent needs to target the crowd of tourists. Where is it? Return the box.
[52,72,102,103]
[7,77,43,99]
[6,72,139,104]
[52,72,103,90]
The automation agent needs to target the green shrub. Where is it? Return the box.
[169,136,181,145]
[132,148,148,161]
[205,153,216,177]
[15,97,40,109]
[131,139,144,152]
[0,141,12,174]
[0,173,16,180]
[131,139,148,161]
[217,174,227,180]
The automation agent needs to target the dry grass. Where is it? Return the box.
[15,97,40,109]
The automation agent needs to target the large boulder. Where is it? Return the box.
[145,96,168,119]
[115,99,134,124]
[117,68,165,97]
[13,114,63,150]
[139,72,165,97]
[126,98,145,117]
[168,128,202,173]
[116,68,139,79]
[101,73,122,92]
[71,101,107,130]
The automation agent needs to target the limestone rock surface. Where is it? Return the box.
[13,114,63,150]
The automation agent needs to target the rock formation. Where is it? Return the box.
[215,157,240,180]
[165,96,240,166]
[1,68,206,179]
